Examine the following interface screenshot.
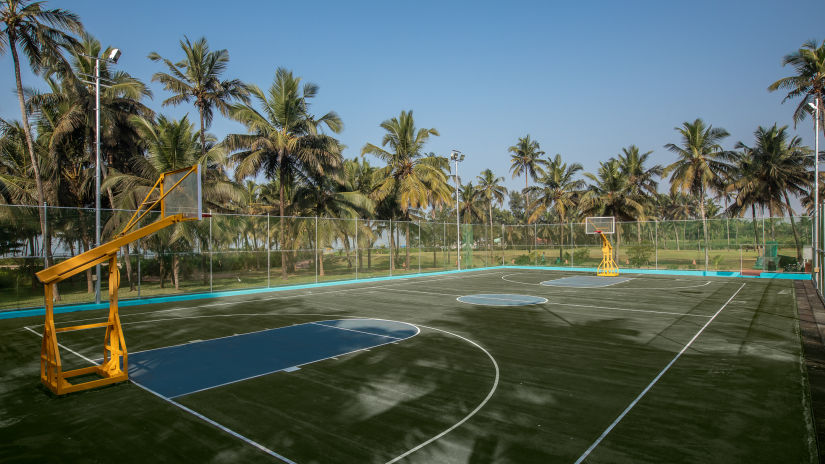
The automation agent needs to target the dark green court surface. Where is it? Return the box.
[0,269,817,463]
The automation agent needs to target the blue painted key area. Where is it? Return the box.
[129,318,418,398]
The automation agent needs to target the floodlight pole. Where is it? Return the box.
[810,100,821,283]
[94,58,101,304]
[91,49,121,305]
[451,150,464,270]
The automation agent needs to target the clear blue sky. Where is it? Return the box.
[2,0,824,194]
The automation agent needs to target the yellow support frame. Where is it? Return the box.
[36,165,200,395]
[596,231,620,277]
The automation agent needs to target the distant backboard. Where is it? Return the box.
[162,165,202,220]
[585,216,615,235]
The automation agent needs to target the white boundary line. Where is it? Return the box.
[501,273,715,291]
[572,282,746,464]
[23,326,99,365]
[131,381,298,464]
[456,294,549,306]
[21,326,296,464]
[384,323,500,464]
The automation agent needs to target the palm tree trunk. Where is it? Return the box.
[752,205,759,253]
[279,159,287,279]
[10,37,54,280]
[405,220,410,270]
[199,107,207,158]
[173,254,180,290]
[524,175,529,223]
[319,248,324,276]
[783,192,802,261]
[699,193,709,269]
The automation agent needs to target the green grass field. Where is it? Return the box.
[0,268,816,463]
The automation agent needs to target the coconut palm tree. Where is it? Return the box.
[729,125,812,259]
[361,110,450,271]
[580,159,645,256]
[104,114,242,289]
[149,36,249,157]
[1,0,82,269]
[508,134,546,218]
[617,145,662,241]
[226,68,342,279]
[769,39,825,131]
[663,119,734,269]
[476,169,507,252]
[526,154,585,258]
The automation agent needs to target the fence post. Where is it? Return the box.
[209,210,213,293]
[740,246,743,274]
[355,217,359,280]
[267,213,270,288]
[570,222,574,267]
[501,224,505,265]
[389,218,393,276]
[418,221,421,274]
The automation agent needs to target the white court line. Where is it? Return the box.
[573,282,746,464]
[547,301,711,318]
[456,295,549,306]
[23,326,99,365]
[540,277,634,288]
[132,381,297,463]
[384,324,500,464]
[501,273,715,291]
[40,271,505,328]
[310,321,404,340]
[21,326,297,464]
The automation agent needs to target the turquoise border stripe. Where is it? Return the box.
[0,264,811,321]
[0,267,487,321]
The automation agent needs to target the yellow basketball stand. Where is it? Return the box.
[596,231,619,277]
[585,216,620,277]
[35,165,202,395]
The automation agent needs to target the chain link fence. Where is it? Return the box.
[0,204,813,311]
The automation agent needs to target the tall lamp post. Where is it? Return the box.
[811,100,821,284]
[451,150,465,270]
[81,48,121,304]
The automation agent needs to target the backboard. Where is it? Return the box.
[161,165,202,220]
[585,216,615,235]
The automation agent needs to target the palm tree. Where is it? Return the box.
[226,68,342,279]
[526,154,585,259]
[617,145,662,241]
[663,119,733,269]
[581,159,645,255]
[362,110,450,271]
[730,125,812,259]
[769,39,825,132]
[476,169,507,253]
[508,134,546,219]
[1,0,82,270]
[104,114,242,289]
[149,36,249,157]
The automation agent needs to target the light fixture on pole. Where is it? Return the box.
[810,100,821,283]
[450,150,465,270]
[84,48,121,304]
